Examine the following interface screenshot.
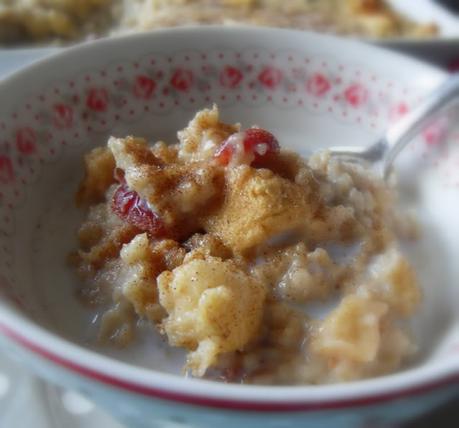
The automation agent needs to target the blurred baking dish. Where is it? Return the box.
[0,0,446,45]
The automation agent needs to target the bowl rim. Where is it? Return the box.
[0,26,457,411]
[1,33,459,52]
[0,312,458,412]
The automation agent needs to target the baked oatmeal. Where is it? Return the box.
[0,0,113,43]
[72,105,421,384]
[0,0,437,44]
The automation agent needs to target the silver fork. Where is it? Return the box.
[328,75,459,179]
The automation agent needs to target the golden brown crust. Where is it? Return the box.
[201,166,319,254]
[76,147,116,206]
[157,255,266,375]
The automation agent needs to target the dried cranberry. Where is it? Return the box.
[214,128,280,167]
[243,129,280,166]
[112,183,167,237]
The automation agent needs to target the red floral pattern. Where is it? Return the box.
[390,102,409,122]
[170,69,194,92]
[258,66,283,89]
[15,127,36,155]
[306,73,331,97]
[0,49,453,206]
[133,75,156,99]
[220,66,243,89]
[86,88,109,112]
[423,119,448,147]
[344,84,368,108]
[0,155,14,183]
[53,104,73,129]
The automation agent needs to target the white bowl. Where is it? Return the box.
[0,27,457,428]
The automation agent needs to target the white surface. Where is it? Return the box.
[0,48,58,79]
[0,352,123,428]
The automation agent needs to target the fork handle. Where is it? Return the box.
[382,74,459,178]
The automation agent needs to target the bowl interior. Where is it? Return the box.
[0,28,457,381]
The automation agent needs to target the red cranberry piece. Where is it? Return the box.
[112,183,167,237]
[243,128,280,166]
[214,128,280,167]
